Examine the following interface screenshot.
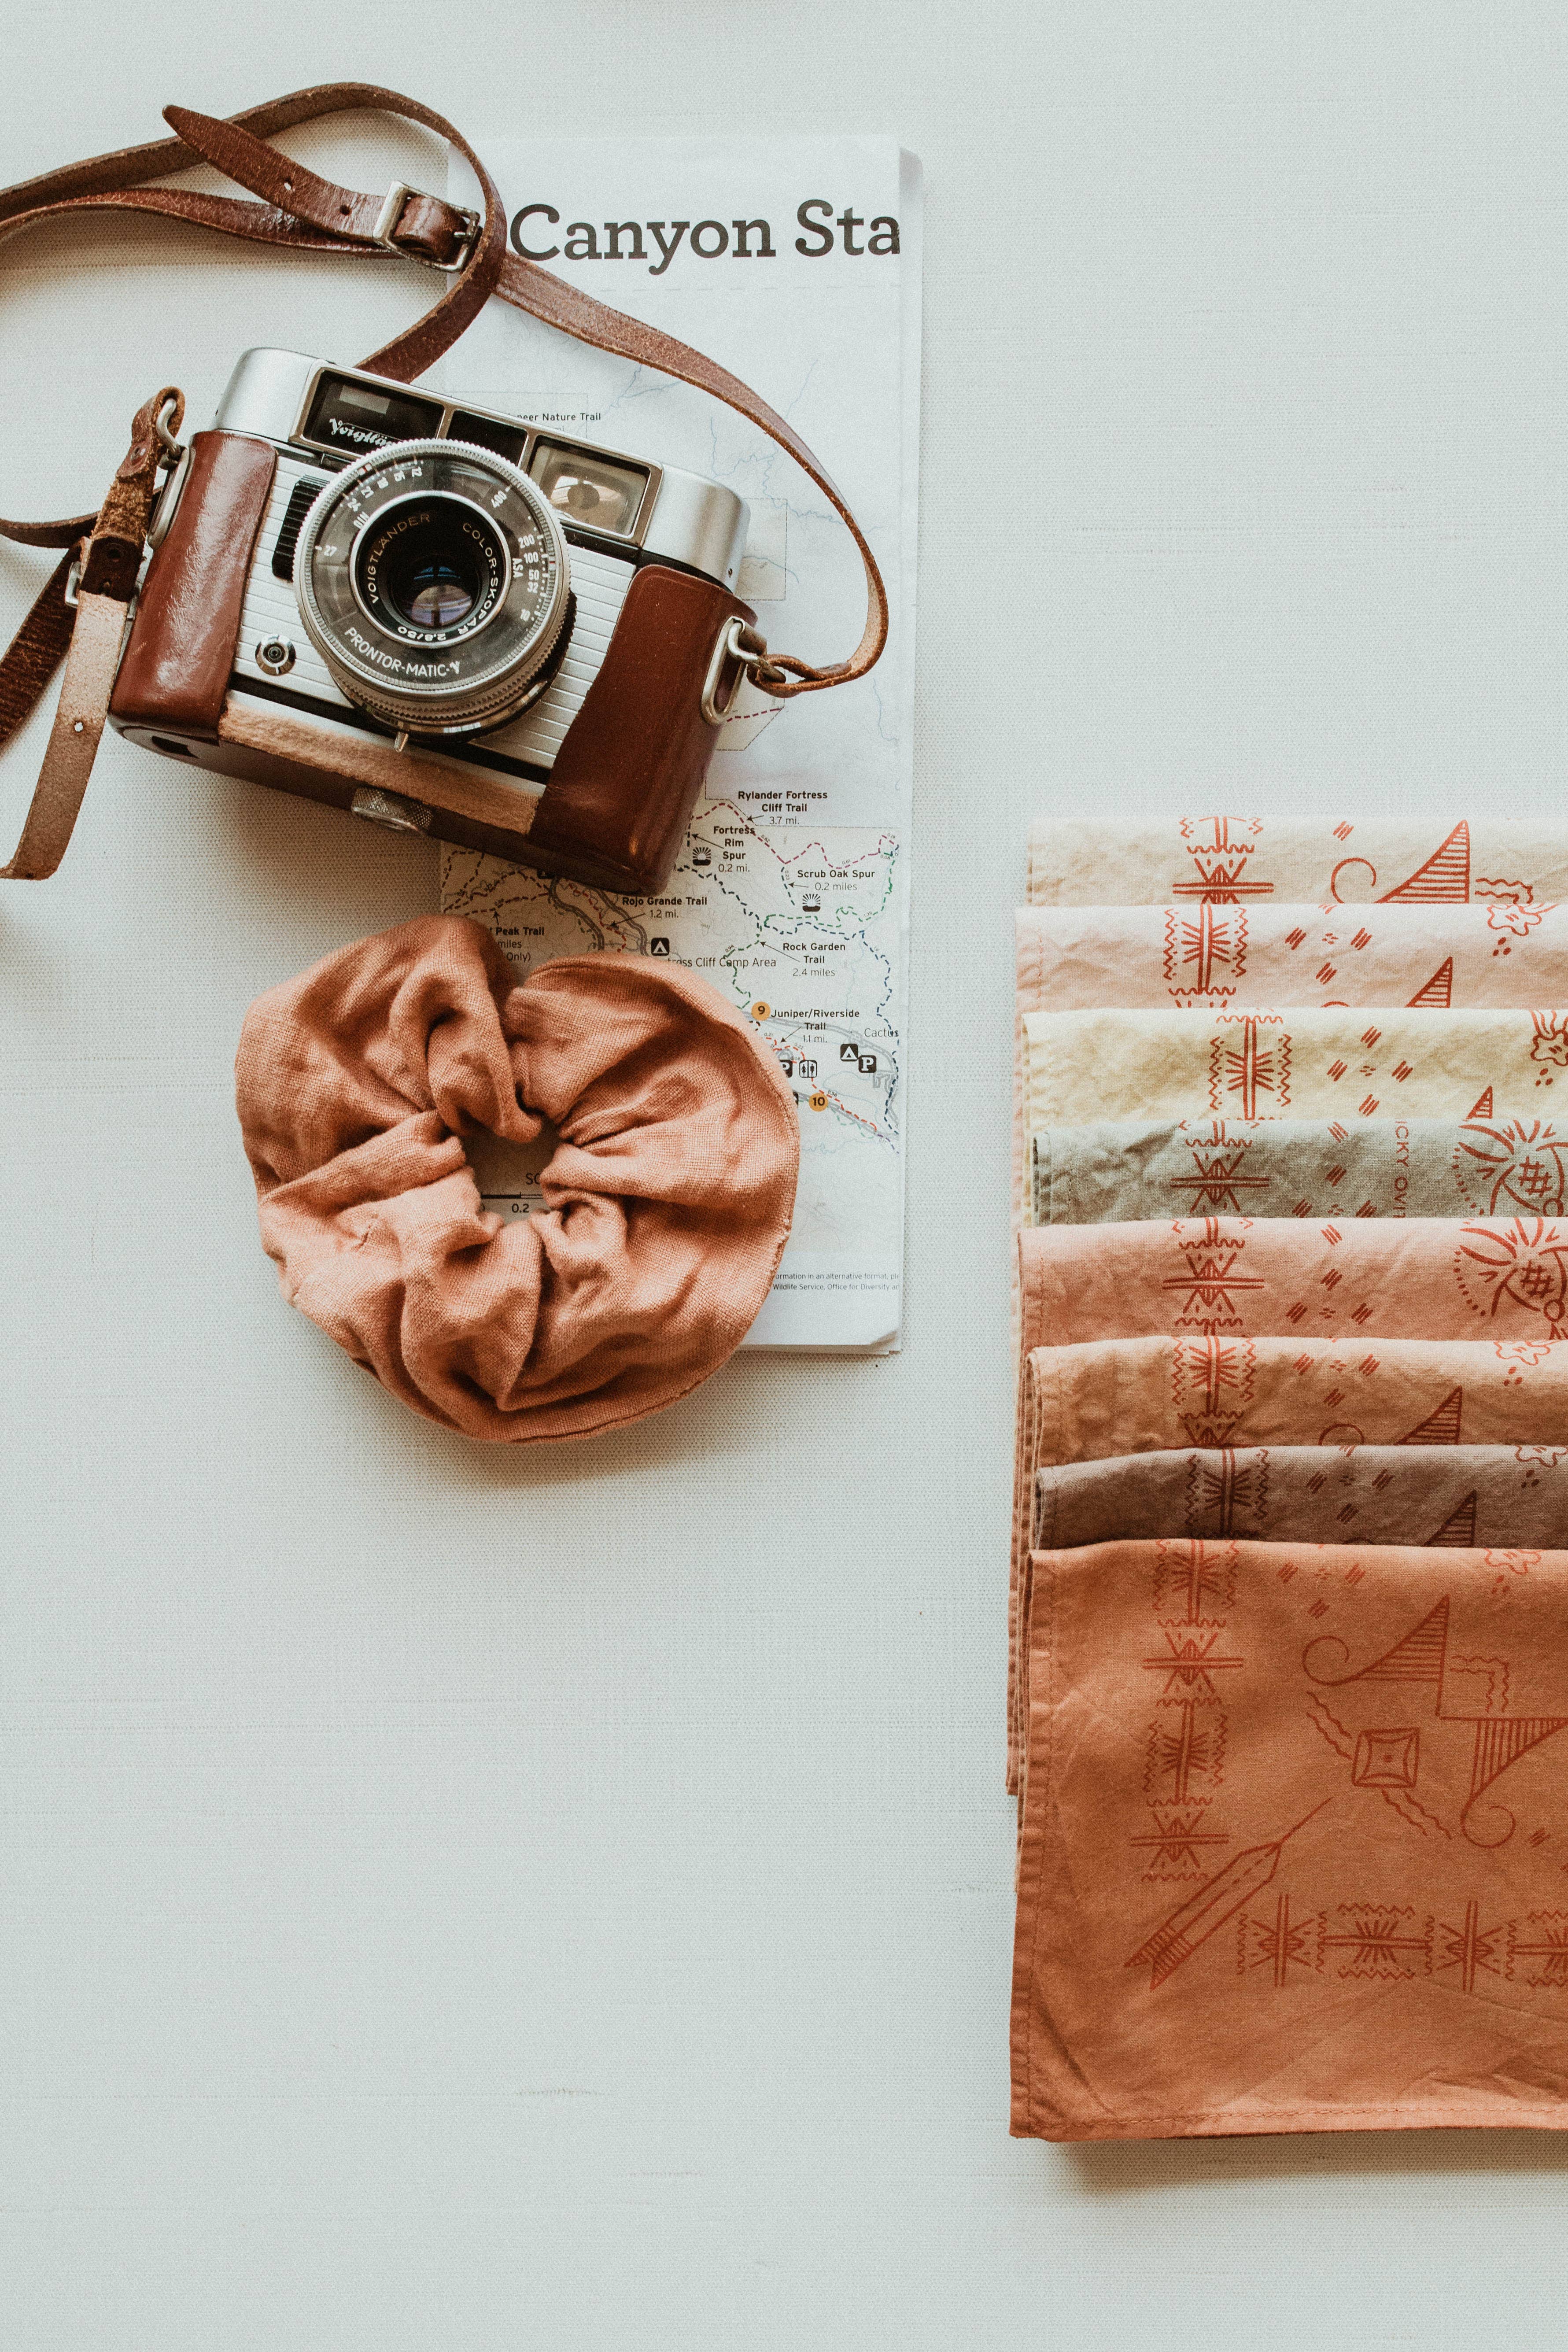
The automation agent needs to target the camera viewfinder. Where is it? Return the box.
[528,442,649,539]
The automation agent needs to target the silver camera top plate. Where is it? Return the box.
[212,349,749,589]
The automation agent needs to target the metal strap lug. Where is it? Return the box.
[701,615,750,724]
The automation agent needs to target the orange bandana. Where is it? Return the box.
[1015,1538,1568,2140]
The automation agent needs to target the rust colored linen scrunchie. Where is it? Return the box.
[234,915,801,1440]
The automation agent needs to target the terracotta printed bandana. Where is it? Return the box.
[1027,1114,1568,1225]
[1017,1216,1568,1353]
[1013,1539,1568,2140]
[1022,1005,1568,1132]
[1034,1444,1568,1551]
[1015,900,1568,1015]
[1026,815,1568,908]
[1007,1326,1568,1791]
[1023,1332,1568,1469]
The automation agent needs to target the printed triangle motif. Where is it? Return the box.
[1397,1387,1463,1445]
[1456,1716,1568,1844]
[1426,1493,1479,1547]
[1466,1716,1568,1796]
[1406,958,1454,1008]
[1310,1596,1450,1687]
[1468,1088,1494,1119]
[1379,822,1471,903]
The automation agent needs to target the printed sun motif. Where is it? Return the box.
[1454,1218,1568,1336]
[1453,1120,1568,1216]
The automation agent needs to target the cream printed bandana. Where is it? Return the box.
[1022,1006,1568,1131]
[1026,816,1568,908]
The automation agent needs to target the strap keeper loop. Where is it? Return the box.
[371,180,480,271]
[78,532,140,602]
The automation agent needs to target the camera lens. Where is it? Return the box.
[387,537,476,629]
[354,497,507,642]
[294,439,572,737]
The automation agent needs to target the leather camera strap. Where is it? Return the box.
[0,385,182,877]
[0,85,891,877]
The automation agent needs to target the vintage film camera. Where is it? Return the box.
[107,350,756,893]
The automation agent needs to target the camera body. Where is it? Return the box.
[107,350,756,893]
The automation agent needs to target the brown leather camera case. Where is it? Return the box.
[108,428,755,894]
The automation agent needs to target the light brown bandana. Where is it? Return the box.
[1034,1444,1568,1551]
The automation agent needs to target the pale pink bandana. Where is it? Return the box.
[1018,1214,1568,1354]
[235,916,801,1442]
[1016,899,1568,1014]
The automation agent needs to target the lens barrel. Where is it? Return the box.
[294,440,572,737]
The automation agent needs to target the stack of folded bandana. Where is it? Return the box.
[1009,817,1568,2141]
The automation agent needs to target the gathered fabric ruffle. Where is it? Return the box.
[235,915,800,1441]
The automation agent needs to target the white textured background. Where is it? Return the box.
[5,7,1568,2345]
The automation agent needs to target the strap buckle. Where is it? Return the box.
[371,181,481,272]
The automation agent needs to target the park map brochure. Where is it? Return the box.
[440,137,921,1348]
